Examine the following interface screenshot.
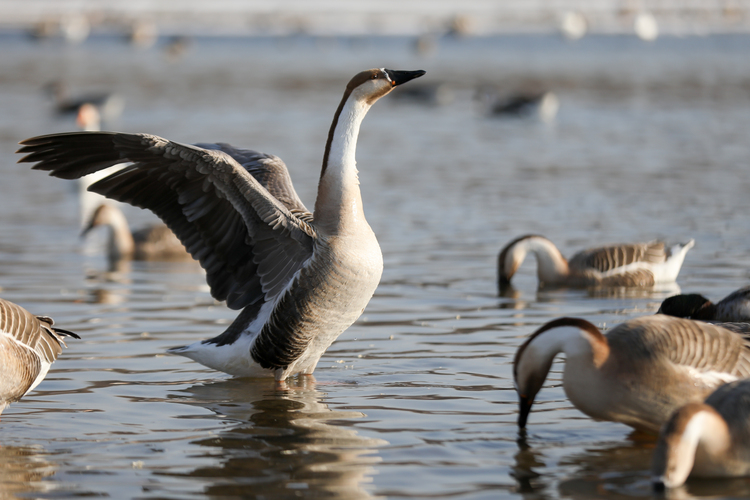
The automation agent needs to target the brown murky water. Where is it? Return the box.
[1,32,750,499]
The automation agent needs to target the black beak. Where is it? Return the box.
[385,69,426,87]
[518,395,533,428]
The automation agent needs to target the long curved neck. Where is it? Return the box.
[104,210,135,259]
[314,92,372,236]
[653,406,730,488]
[525,237,570,283]
[531,325,609,371]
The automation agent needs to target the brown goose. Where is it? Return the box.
[0,298,79,415]
[18,68,425,380]
[658,286,750,323]
[498,234,694,290]
[83,204,192,262]
[652,379,750,490]
[513,315,750,434]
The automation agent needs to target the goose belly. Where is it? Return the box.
[256,235,383,379]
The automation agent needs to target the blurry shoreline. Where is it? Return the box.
[0,0,749,40]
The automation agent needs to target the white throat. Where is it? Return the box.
[314,95,372,235]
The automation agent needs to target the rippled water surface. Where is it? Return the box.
[1,33,750,499]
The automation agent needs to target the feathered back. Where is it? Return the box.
[569,241,667,274]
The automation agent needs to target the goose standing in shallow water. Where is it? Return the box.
[652,379,750,490]
[513,315,750,434]
[83,204,192,262]
[498,235,694,290]
[18,68,425,380]
[0,298,79,415]
[658,286,750,322]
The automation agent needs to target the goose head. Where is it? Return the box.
[498,234,539,287]
[658,294,714,320]
[513,317,606,428]
[345,68,426,105]
[651,403,729,490]
[82,204,125,237]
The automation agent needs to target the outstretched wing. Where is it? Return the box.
[569,241,667,274]
[18,132,317,310]
[195,142,312,220]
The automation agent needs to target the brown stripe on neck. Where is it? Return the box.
[320,89,352,180]
[660,403,716,447]
[513,317,607,379]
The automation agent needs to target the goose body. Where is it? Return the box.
[19,68,425,380]
[658,286,750,322]
[83,204,192,262]
[652,379,750,489]
[513,315,750,433]
[498,235,694,290]
[0,298,79,415]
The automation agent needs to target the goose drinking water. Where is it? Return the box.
[18,68,425,380]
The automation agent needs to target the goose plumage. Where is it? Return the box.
[513,315,750,434]
[498,235,694,290]
[0,298,79,415]
[652,379,750,489]
[83,204,192,262]
[658,286,750,323]
[18,68,425,380]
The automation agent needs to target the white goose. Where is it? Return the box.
[498,235,694,290]
[652,379,750,490]
[0,298,79,415]
[658,286,750,323]
[513,315,750,433]
[18,68,425,380]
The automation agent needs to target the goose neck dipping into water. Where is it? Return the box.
[18,68,425,381]
[0,298,79,415]
[652,379,750,490]
[83,203,192,262]
[513,315,750,434]
[498,234,694,290]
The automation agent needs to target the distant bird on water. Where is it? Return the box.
[18,68,425,380]
[0,298,79,416]
[513,315,750,434]
[44,81,125,121]
[497,235,694,290]
[83,204,192,262]
[658,286,750,323]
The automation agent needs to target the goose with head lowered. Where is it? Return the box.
[0,297,79,416]
[498,234,694,290]
[83,203,192,262]
[652,379,750,490]
[18,68,425,381]
[513,315,750,434]
[658,285,750,323]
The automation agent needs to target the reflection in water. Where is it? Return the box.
[0,445,55,500]
[511,431,550,499]
[166,376,386,499]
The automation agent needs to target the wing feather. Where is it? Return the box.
[18,132,317,310]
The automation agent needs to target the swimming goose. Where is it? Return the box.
[498,235,694,290]
[83,204,192,262]
[652,379,750,490]
[658,286,750,323]
[18,68,425,380]
[0,298,79,415]
[513,315,750,433]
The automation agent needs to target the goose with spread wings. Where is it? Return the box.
[18,68,425,380]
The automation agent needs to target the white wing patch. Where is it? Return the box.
[687,368,738,390]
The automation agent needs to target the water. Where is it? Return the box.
[1,32,750,499]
